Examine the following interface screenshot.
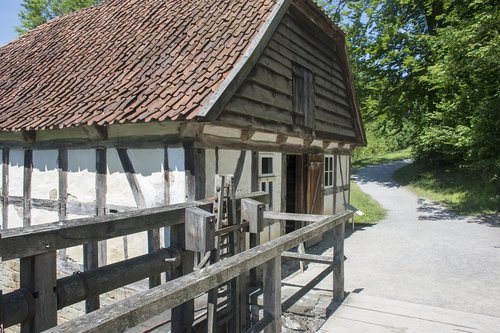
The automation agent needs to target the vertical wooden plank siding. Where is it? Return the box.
[2,147,9,229]
[23,149,33,227]
[251,151,259,192]
[96,148,107,266]
[333,221,345,302]
[58,149,68,259]
[20,256,34,333]
[263,257,282,333]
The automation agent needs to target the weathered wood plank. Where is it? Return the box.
[58,148,68,260]
[235,82,292,111]
[332,220,345,302]
[225,95,294,125]
[2,147,9,229]
[95,148,107,267]
[23,149,32,227]
[83,241,100,312]
[281,251,333,265]
[263,257,281,333]
[263,211,324,222]
[0,192,268,260]
[46,211,351,333]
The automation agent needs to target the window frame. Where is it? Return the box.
[324,155,334,188]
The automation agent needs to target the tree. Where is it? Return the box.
[17,0,100,34]
[318,0,499,179]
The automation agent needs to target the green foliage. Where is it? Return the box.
[353,148,411,170]
[350,181,387,224]
[17,0,100,34]
[317,0,499,183]
[394,161,500,215]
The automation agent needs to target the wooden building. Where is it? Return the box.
[0,0,365,266]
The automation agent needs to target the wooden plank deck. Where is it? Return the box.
[319,293,500,333]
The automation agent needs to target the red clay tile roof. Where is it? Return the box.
[0,0,280,131]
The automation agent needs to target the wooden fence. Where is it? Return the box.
[0,190,351,332]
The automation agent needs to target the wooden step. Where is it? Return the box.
[318,293,500,333]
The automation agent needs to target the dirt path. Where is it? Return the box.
[346,160,500,317]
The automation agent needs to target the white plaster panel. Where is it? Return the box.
[8,149,24,197]
[107,149,136,207]
[323,193,334,215]
[218,150,251,195]
[67,150,96,203]
[32,150,58,200]
[128,149,164,207]
[7,205,23,228]
[336,191,347,212]
[31,208,58,225]
[167,148,185,204]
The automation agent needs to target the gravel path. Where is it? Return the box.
[346,160,500,317]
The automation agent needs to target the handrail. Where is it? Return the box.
[0,191,268,260]
[45,210,352,333]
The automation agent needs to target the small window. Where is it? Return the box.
[324,155,334,187]
[292,63,314,128]
[260,156,273,176]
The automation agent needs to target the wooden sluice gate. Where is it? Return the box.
[0,175,351,333]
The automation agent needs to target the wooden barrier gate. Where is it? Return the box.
[0,188,351,332]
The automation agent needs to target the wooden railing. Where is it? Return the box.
[0,191,351,332]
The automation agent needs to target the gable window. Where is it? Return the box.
[292,63,314,129]
[261,156,273,176]
[324,155,334,188]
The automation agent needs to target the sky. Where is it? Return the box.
[0,0,23,46]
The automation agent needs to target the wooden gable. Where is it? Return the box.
[217,2,365,146]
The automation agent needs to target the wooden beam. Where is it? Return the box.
[45,211,351,333]
[281,251,333,265]
[20,252,57,332]
[58,149,68,260]
[21,130,36,143]
[0,192,268,261]
[333,221,345,302]
[23,149,32,227]
[263,257,281,333]
[240,129,255,141]
[95,148,107,266]
[82,125,108,141]
[2,147,9,229]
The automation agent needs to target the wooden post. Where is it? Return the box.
[244,193,264,325]
[263,257,281,333]
[2,147,9,229]
[96,148,107,267]
[23,149,32,227]
[20,252,57,333]
[170,145,203,333]
[332,220,345,302]
[82,148,105,313]
[58,148,68,260]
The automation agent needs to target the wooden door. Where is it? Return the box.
[306,154,324,215]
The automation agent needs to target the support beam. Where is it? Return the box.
[2,147,9,229]
[332,221,345,302]
[96,148,107,266]
[263,257,281,333]
[23,149,32,227]
[58,149,68,260]
[20,252,57,333]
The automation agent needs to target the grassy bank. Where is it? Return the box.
[352,148,412,171]
[349,182,387,224]
[393,162,499,215]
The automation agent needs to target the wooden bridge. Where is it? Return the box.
[0,185,351,332]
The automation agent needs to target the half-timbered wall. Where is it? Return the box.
[220,7,357,142]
